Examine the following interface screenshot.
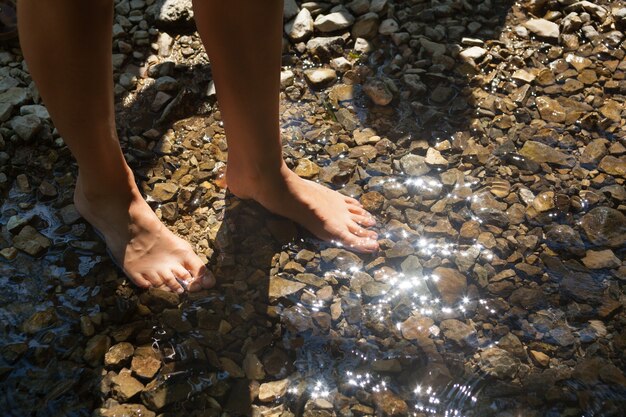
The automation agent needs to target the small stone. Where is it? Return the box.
[220,357,245,378]
[294,158,320,178]
[363,78,393,105]
[598,156,626,178]
[582,249,621,269]
[532,191,555,212]
[524,18,559,39]
[150,182,178,202]
[283,0,300,20]
[425,148,448,167]
[269,276,306,300]
[98,404,155,417]
[460,46,487,60]
[354,37,372,53]
[111,370,144,401]
[21,308,57,334]
[580,207,626,248]
[314,11,355,32]
[84,334,111,367]
[420,38,446,56]
[479,347,520,379]
[0,247,17,260]
[530,350,550,367]
[304,68,337,87]
[59,204,82,225]
[432,267,467,305]
[361,191,384,212]
[150,0,194,26]
[131,355,161,380]
[13,225,51,257]
[20,104,50,119]
[243,353,266,380]
[535,96,566,123]
[440,319,478,348]
[400,154,430,176]
[371,390,409,416]
[104,343,134,367]
[258,379,290,402]
[401,315,434,340]
[10,114,42,141]
[378,18,399,35]
[519,140,574,166]
[286,8,314,41]
[352,12,379,39]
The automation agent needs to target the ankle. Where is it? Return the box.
[75,168,139,203]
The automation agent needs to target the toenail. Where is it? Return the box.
[176,287,184,294]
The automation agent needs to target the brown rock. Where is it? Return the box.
[582,249,621,269]
[535,96,566,123]
[401,315,434,340]
[258,378,289,402]
[372,390,409,417]
[432,267,467,305]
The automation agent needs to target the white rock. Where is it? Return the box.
[331,57,352,72]
[314,11,355,32]
[378,18,399,35]
[524,18,560,39]
[280,70,295,88]
[459,46,487,60]
[304,68,337,86]
[285,8,314,41]
[354,37,372,53]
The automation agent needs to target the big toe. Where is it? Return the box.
[184,254,215,291]
[340,228,379,253]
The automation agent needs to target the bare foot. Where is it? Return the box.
[227,162,379,252]
[74,174,215,293]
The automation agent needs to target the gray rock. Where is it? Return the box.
[440,319,478,348]
[400,153,430,176]
[20,104,49,119]
[306,36,344,60]
[479,348,520,379]
[351,12,379,39]
[283,0,300,20]
[378,18,399,35]
[149,0,194,26]
[580,207,626,248]
[0,87,31,107]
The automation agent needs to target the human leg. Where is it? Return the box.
[192,0,379,251]
[17,0,214,291]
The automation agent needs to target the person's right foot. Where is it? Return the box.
[73,174,215,293]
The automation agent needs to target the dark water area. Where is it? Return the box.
[1,0,625,416]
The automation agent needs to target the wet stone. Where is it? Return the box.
[519,140,574,167]
[432,267,467,305]
[304,68,337,87]
[12,225,51,257]
[598,155,626,178]
[363,78,394,106]
[104,342,135,368]
[258,378,290,402]
[440,319,478,348]
[269,276,306,301]
[84,334,112,367]
[95,404,155,417]
[479,347,520,379]
[361,191,384,212]
[111,370,144,401]
[131,355,161,380]
[581,249,621,269]
[149,182,178,203]
[399,153,430,176]
[371,390,409,417]
[580,207,626,248]
[535,96,566,123]
[21,308,58,334]
[11,114,42,141]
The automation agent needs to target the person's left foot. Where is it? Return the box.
[227,162,379,252]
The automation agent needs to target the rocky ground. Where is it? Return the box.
[1,0,625,416]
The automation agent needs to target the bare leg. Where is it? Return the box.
[192,0,379,251]
[17,0,214,292]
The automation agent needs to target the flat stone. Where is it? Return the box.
[598,155,626,177]
[432,267,467,305]
[21,308,57,334]
[519,140,574,167]
[12,225,51,257]
[530,350,550,367]
[524,18,559,39]
[363,78,393,105]
[582,249,621,269]
[59,204,82,225]
[20,104,50,119]
[131,355,161,379]
[104,342,134,367]
[440,319,478,348]
[304,68,337,87]
[149,0,194,26]
[96,404,155,417]
[479,347,520,379]
[371,390,409,417]
[258,378,290,402]
[460,46,487,60]
[0,87,31,107]
[269,276,306,301]
[294,158,320,178]
[400,153,430,176]
[111,370,144,401]
[150,182,178,202]
[535,96,566,123]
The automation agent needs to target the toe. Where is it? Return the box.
[348,221,378,240]
[143,272,165,288]
[340,229,379,252]
[344,196,363,207]
[351,213,376,227]
[183,255,215,290]
[348,205,371,216]
[159,270,184,294]
[130,273,151,289]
